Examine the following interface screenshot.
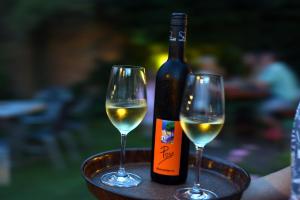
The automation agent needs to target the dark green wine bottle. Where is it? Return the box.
[151,13,191,184]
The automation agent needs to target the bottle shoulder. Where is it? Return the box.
[156,60,190,78]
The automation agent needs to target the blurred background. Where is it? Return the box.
[0,0,299,199]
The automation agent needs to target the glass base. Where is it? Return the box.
[101,172,142,187]
[174,187,218,200]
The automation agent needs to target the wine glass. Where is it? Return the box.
[101,65,147,187]
[175,73,225,199]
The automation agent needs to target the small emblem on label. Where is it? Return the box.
[161,121,175,144]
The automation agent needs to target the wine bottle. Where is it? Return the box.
[151,13,190,184]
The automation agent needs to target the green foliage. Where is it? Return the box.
[2,0,300,84]
[6,0,94,35]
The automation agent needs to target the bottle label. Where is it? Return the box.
[153,118,183,176]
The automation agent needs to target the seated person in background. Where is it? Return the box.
[252,50,299,140]
[254,51,299,112]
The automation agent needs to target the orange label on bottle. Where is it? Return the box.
[153,118,183,176]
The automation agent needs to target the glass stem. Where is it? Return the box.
[192,146,204,194]
[118,133,127,177]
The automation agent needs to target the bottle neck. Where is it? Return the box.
[168,25,186,61]
[168,42,185,61]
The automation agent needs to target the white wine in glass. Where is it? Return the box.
[106,100,147,135]
[101,65,147,188]
[180,116,224,148]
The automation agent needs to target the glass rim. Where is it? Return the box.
[188,72,223,78]
[112,65,144,69]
